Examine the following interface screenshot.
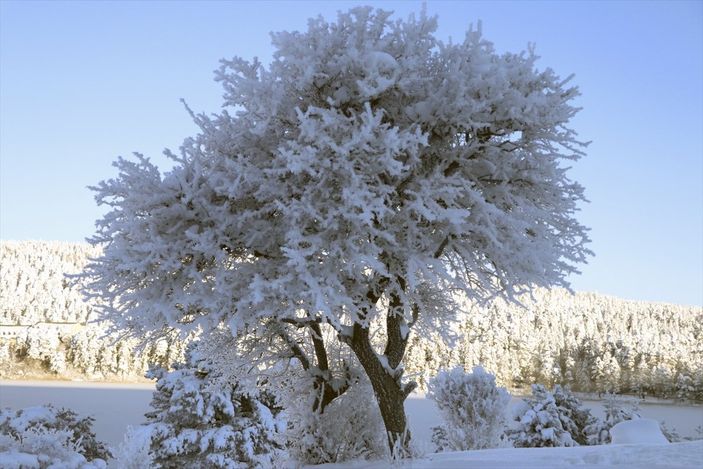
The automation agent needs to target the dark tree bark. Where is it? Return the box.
[348,321,413,456]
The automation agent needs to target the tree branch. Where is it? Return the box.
[276,331,310,370]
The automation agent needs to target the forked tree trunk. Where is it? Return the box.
[349,323,412,457]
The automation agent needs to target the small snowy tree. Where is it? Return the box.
[658,421,682,443]
[143,347,283,468]
[0,405,110,467]
[83,7,590,453]
[585,392,640,445]
[508,384,576,447]
[428,366,510,451]
[551,385,598,445]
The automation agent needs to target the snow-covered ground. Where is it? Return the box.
[405,394,703,447]
[322,440,703,468]
[1,380,702,467]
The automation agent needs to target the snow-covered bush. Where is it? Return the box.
[109,425,154,469]
[508,384,576,447]
[428,366,510,451]
[283,372,386,464]
[585,392,640,445]
[143,348,283,468]
[659,421,682,443]
[0,405,110,468]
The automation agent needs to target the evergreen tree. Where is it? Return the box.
[552,385,598,445]
[143,347,282,468]
[0,405,111,467]
[508,384,575,448]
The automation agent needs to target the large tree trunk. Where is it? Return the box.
[349,322,412,457]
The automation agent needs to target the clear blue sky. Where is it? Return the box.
[1,1,701,306]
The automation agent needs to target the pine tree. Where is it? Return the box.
[143,347,282,468]
[508,384,575,448]
[551,385,598,445]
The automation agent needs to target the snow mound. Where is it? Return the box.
[610,418,668,445]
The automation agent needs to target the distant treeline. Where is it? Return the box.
[405,290,703,400]
[0,241,184,380]
[1,240,701,400]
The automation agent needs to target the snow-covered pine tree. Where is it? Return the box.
[83,6,590,453]
[508,384,576,447]
[143,346,282,468]
[551,385,598,445]
[428,366,510,451]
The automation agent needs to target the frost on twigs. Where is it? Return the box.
[282,371,386,464]
[84,5,589,344]
[83,5,590,451]
[0,405,110,468]
[428,366,511,451]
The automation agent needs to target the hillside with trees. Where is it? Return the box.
[0,241,184,380]
[405,289,703,400]
[1,240,700,399]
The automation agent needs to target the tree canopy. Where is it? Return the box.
[84,7,590,452]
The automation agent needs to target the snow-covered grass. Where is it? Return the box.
[1,381,702,467]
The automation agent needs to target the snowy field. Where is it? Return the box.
[1,380,702,467]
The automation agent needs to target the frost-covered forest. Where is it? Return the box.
[406,290,703,400]
[2,240,701,400]
[0,241,185,380]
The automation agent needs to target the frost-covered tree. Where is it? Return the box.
[551,385,597,445]
[0,405,110,467]
[508,384,576,448]
[83,7,590,452]
[143,346,283,468]
[403,287,703,400]
[428,366,510,451]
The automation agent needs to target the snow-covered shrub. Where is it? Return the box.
[659,421,682,443]
[0,405,110,468]
[551,385,598,445]
[428,366,510,451]
[144,348,283,468]
[283,373,386,464]
[585,392,640,445]
[108,425,153,469]
[694,424,703,440]
[508,384,576,447]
